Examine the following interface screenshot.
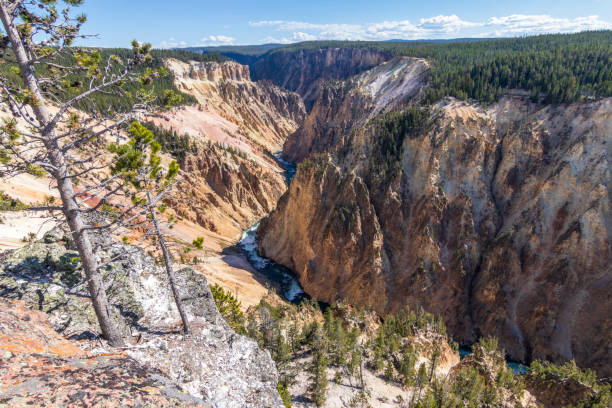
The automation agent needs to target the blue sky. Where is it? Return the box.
[76,0,612,48]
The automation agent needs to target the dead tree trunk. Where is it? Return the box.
[0,2,124,346]
[147,192,190,334]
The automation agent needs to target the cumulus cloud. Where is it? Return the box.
[249,14,610,42]
[157,34,237,49]
[484,14,610,36]
[200,35,236,45]
[157,38,187,49]
[417,15,482,33]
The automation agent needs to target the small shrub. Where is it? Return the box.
[20,232,36,243]
[277,381,292,408]
[0,192,28,211]
[210,283,246,334]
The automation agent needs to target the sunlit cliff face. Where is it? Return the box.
[259,55,612,376]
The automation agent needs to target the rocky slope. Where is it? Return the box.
[282,57,428,162]
[0,226,283,407]
[0,298,206,407]
[163,58,304,152]
[251,48,392,110]
[152,58,305,241]
[258,57,612,376]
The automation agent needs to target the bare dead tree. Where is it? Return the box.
[0,0,177,346]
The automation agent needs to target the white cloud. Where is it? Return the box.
[260,36,292,44]
[292,32,318,41]
[200,35,236,45]
[158,14,610,49]
[157,39,187,49]
[484,14,610,36]
[417,15,482,33]
[248,14,611,42]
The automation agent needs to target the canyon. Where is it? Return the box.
[1,39,610,407]
[250,47,392,110]
[152,57,305,241]
[258,55,611,377]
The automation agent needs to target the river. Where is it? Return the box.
[239,152,528,374]
[236,152,306,303]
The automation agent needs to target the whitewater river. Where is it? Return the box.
[236,152,306,303]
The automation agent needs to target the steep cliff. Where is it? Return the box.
[283,57,428,162]
[153,58,306,240]
[258,58,611,376]
[164,58,305,152]
[251,47,392,110]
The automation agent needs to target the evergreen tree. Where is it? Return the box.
[287,321,301,355]
[308,330,329,407]
[398,346,416,386]
[384,359,394,382]
[108,121,191,333]
[0,0,175,345]
[209,283,245,333]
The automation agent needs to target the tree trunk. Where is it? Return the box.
[147,192,190,334]
[0,2,125,347]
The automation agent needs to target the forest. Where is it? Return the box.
[0,46,225,113]
[261,31,612,104]
[210,284,612,408]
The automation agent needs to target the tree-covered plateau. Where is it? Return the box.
[264,31,612,104]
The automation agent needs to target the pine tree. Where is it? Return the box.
[308,331,329,407]
[287,322,302,355]
[0,0,175,346]
[209,283,245,333]
[108,122,190,333]
[411,363,429,407]
[429,343,441,381]
[384,359,395,382]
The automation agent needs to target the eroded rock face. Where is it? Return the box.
[251,47,392,110]
[282,57,428,162]
[152,58,306,240]
[167,143,290,240]
[0,228,283,407]
[163,58,305,153]
[258,58,611,376]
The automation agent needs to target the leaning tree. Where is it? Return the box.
[108,121,191,334]
[0,0,177,346]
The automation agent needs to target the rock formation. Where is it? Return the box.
[251,47,392,110]
[152,58,306,240]
[0,226,283,407]
[258,57,612,376]
[164,58,305,152]
[0,298,206,407]
[282,57,428,162]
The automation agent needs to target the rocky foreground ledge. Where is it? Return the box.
[0,227,283,407]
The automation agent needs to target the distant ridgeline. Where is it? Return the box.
[188,31,612,105]
[0,47,226,114]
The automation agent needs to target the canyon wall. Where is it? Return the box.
[154,58,306,239]
[251,47,392,109]
[258,58,612,376]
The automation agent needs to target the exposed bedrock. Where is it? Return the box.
[258,57,612,376]
[251,47,392,110]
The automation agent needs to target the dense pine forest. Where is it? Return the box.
[0,47,225,113]
[2,31,609,114]
[238,31,612,104]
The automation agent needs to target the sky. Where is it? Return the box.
[74,0,612,48]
